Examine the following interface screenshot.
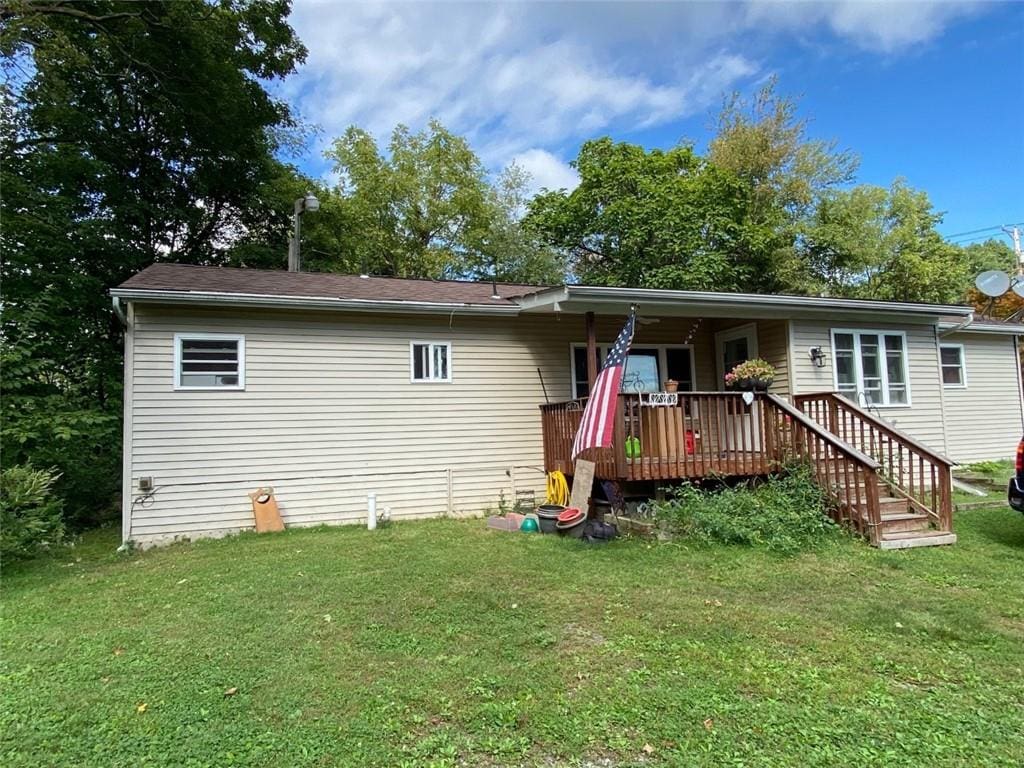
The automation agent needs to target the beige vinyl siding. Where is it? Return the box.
[128,306,553,543]
[789,320,948,456]
[126,307,732,543]
[939,332,1023,463]
[757,319,791,397]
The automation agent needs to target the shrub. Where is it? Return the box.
[1,465,66,560]
[651,465,839,552]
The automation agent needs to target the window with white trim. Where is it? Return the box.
[174,333,245,390]
[832,330,909,406]
[940,344,966,387]
[570,343,694,397]
[410,342,451,382]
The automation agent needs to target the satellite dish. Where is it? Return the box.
[975,270,1010,298]
[1013,277,1024,299]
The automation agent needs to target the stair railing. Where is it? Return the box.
[794,392,955,532]
[763,394,884,545]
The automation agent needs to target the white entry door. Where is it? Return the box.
[714,324,761,454]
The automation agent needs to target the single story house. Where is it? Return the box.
[112,263,1024,548]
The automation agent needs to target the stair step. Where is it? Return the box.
[880,511,931,533]
[877,530,957,549]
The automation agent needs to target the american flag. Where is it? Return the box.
[572,308,637,459]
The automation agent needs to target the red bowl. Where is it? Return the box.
[556,507,584,525]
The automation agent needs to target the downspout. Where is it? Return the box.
[938,311,974,338]
[112,296,128,326]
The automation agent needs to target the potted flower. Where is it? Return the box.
[663,378,679,393]
[725,358,775,392]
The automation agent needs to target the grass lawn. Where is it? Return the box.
[3,508,1024,767]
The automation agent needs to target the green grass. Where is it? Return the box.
[3,509,1024,767]
[953,458,1013,507]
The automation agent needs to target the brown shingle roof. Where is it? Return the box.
[117,263,549,306]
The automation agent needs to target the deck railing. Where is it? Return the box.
[763,394,884,544]
[540,392,772,482]
[539,391,887,543]
[794,392,955,531]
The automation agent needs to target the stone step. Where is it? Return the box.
[877,530,957,549]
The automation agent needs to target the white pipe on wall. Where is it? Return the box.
[367,492,377,530]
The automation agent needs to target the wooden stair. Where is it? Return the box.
[796,392,956,549]
[832,475,955,548]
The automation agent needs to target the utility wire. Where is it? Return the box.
[950,233,1008,245]
[946,222,1024,244]
[944,225,1003,239]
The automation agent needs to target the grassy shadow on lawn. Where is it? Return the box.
[2,508,1024,767]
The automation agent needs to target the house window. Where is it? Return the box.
[570,344,694,397]
[174,333,245,390]
[940,344,966,387]
[831,330,910,406]
[411,342,451,382]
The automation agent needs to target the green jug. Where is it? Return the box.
[625,436,641,459]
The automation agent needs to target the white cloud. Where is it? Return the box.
[745,1,982,54]
[512,149,580,195]
[281,0,985,181]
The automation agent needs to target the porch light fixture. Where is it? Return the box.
[809,346,827,368]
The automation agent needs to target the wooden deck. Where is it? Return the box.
[539,391,957,547]
[540,392,775,482]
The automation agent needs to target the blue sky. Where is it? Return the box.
[278,1,1023,241]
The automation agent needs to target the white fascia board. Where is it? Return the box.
[109,288,521,316]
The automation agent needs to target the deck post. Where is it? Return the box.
[613,395,627,479]
[585,311,598,390]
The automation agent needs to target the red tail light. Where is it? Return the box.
[1017,440,1024,473]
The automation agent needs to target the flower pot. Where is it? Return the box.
[663,379,678,393]
[729,377,771,392]
[535,504,564,534]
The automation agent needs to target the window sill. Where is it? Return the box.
[173,386,246,392]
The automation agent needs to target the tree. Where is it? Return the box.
[326,121,493,279]
[470,163,566,285]
[525,138,756,291]
[708,77,859,292]
[802,180,968,304]
[1,0,306,524]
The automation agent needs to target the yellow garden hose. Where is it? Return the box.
[546,471,570,506]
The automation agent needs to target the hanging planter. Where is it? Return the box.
[725,359,775,392]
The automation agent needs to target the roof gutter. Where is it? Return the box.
[109,288,522,316]
[553,285,974,317]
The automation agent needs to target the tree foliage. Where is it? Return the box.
[525,138,757,290]
[802,180,968,303]
[327,121,495,278]
[1,0,306,524]
[325,121,563,283]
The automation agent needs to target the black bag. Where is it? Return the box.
[582,520,618,542]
